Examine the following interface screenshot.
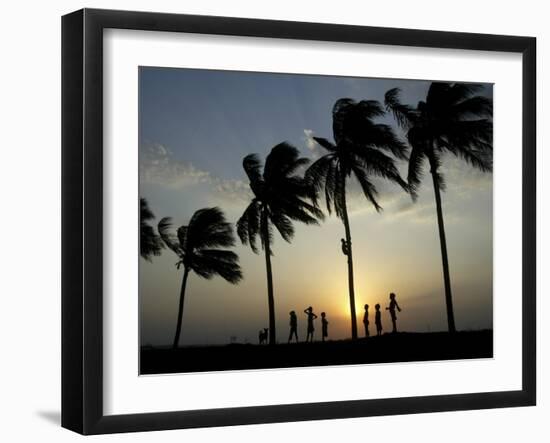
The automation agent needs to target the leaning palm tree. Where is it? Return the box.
[385,82,492,333]
[158,207,243,349]
[305,98,408,339]
[237,142,323,345]
[140,197,163,261]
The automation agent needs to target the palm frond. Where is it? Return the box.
[243,154,263,184]
[187,207,236,250]
[332,98,356,144]
[362,123,409,160]
[353,148,408,191]
[427,151,446,192]
[384,88,418,129]
[304,154,336,212]
[426,82,453,107]
[407,146,426,200]
[439,139,493,172]
[333,164,346,220]
[350,164,382,212]
[271,196,323,226]
[324,159,339,215]
[442,120,493,147]
[263,142,302,181]
[259,213,274,254]
[140,198,155,223]
[452,96,493,119]
[140,225,163,261]
[240,143,324,255]
[355,100,386,118]
[190,249,243,284]
[268,211,294,243]
[177,226,188,250]
[312,137,337,153]
[333,98,387,146]
[140,198,163,261]
[447,83,484,104]
[236,199,261,253]
[157,217,183,256]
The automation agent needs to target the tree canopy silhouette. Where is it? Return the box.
[158,207,243,349]
[140,197,163,261]
[385,82,493,333]
[237,142,324,345]
[305,98,408,339]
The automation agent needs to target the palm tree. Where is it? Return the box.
[158,207,243,349]
[384,82,493,333]
[140,197,163,261]
[237,142,324,345]
[305,98,408,339]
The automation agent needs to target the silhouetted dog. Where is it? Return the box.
[258,328,269,345]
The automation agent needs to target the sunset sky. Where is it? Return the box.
[139,67,493,347]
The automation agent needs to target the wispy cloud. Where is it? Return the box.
[333,153,492,225]
[302,129,324,159]
[140,142,252,205]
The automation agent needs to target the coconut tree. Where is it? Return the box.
[237,142,324,345]
[158,207,242,349]
[305,98,408,339]
[384,82,493,333]
[140,197,163,261]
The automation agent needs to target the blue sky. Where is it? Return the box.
[139,68,436,178]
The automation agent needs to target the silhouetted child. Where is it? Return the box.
[386,292,402,333]
[375,304,383,336]
[288,310,299,343]
[304,306,318,343]
[321,312,329,342]
[363,304,370,338]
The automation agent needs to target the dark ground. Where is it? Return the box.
[140,329,493,375]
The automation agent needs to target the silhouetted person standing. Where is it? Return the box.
[321,312,329,342]
[375,304,383,336]
[386,292,402,333]
[363,304,370,337]
[304,306,318,342]
[288,310,299,343]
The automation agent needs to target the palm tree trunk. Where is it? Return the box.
[172,266,190,349]
[429,159,456,333]
[262,211,276,345]
[340,173,358,340]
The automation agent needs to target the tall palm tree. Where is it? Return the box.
[140,197,163,261]
[385,82,493,333]
[305,98,408,339]
[158,207,243,349]
[237,142,323,345]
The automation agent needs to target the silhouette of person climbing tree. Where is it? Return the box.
[386,292,402,333]
[304,306,318,342]
[341,238,349,256]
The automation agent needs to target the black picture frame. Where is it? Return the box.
[61,8,536,435]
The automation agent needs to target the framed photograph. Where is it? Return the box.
[62,8,536,435]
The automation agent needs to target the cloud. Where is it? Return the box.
[140,142,210,188]
[303,129,316,151]
[302,129,324,159]
[140,142,252,205]
[340,152,492,225]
